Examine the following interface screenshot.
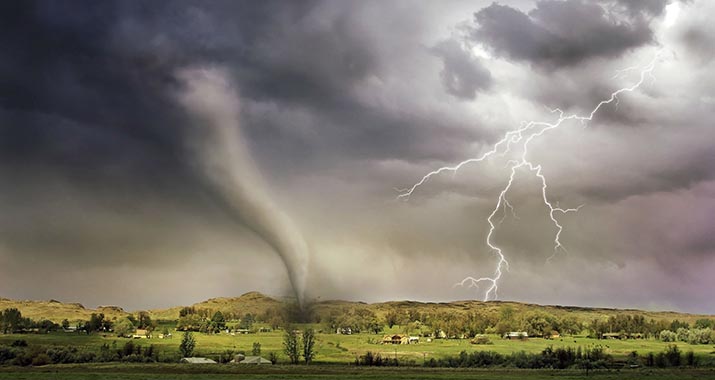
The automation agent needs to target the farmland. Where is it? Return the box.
[1,327,715,365]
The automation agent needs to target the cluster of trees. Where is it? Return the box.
[176,307,265,333]
[324,308,382,334]
[283,328,316,364]
[355,351,404,366]
[0,307,164,339]
[659,328,715,345]
[1,309,59,334]
[422,344,701,370]
[0,340,160,366]
[176,308,231,333]
[424,345,613,370]
[370,307,582,339]
[589,314,669,338]
[324,305,710,342]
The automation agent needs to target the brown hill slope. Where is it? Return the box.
[1,292,712,324]
[0,298,128,323]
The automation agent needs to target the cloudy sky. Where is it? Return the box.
[1,0,714,313]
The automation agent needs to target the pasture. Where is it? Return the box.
[2,326,714,364]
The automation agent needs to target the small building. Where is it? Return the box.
[503,332,528,340]
[238,356,273,364]
[235,329,251,334]
[382,334,408,345]
[181,357,217,364]
[408,336,420,344]
[132,329,149,339]
[544,331,561,339]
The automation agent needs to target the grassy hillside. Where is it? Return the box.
[0,298,129,323]
[1,292,712,324]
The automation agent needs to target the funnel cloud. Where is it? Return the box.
[175,68,310,306]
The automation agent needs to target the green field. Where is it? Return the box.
[1,364,715,380]
[2,327,715,364]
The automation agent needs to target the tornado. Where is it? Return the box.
[175,67,309,307]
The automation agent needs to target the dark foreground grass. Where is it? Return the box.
[1,364,715,380]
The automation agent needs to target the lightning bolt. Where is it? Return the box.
[397,51,661,301]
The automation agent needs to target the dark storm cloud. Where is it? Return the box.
[431,39,492,100]
[470,1,657,69]
[0,0,488,299]
[1,0,713,313]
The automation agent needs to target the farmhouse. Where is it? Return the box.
[503,331,528,340]
[132,329,149,339]
[181,357,217,364]
[544,330,561,339]
[238,356,273,364]
[382,334,408,345]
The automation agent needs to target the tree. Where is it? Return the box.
[283,329,301,364]
[240,313,255,330]
[179,331,196,358]
[302,328,316,364]
[694,319,713,329]
[212,311,226,332]
[385,310,401,329]
[137,311,153,330]
[179,307,196,318]
[1,308,23,334]
[114,318,135,337]
[87,313,106,332]
[252,342,262,356]
[61,319,70,330]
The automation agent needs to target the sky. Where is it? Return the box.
[1,0,714,313]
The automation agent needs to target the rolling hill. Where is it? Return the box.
[1,292,712,325]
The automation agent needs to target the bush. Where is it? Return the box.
[355,351,400,366]
[31,353,51,366]
[664,344,681,367]
[659,330,677,342]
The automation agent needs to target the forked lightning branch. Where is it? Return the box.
[397,52,661,302]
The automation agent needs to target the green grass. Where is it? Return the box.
[2,330,715,364]
[1,364,715,380]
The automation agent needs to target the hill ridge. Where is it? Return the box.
[1,292,712,323]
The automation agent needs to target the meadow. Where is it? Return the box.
[2,326,714,365]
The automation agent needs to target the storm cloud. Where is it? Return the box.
[0,0,713,313]
[470,1,660,69]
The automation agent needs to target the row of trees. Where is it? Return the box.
[283,328,316,364]
[1,309,58,334]
[659,328,715,345]
[322,306,715,341]
[176,308,264,333]
[421,344,696,370]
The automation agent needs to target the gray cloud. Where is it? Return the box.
[431,39,492,99]
[1,0,714,313]
[471,1,657,69]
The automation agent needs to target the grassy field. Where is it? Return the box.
[2,327,715,364]
[1,364,715,380]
